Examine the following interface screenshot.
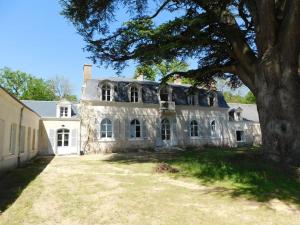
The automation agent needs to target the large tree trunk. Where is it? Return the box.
[255,56,300,164]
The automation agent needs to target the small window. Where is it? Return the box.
[160,87,169,102]
[187,95,196,105]
[102,84,111,101]
[209,96,215,107]
[211,120,216,133]
[190,120,198,137]
[236,112,241,121]
[60,107,68,117]
[130,119,141,138]
[161,119,171,140]
[101,119,112,138]
[130,86,139,102]
[229,111,235,121]
[236,130,244,142]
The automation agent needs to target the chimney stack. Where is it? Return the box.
[136,73,144,81]
[83,64,92,81]
[174,74,182,85]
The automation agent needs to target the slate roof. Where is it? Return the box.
[228,103,259,122]
[82,78,229,108]
[21,100,79,118]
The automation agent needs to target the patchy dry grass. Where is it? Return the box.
[0,149,300,225]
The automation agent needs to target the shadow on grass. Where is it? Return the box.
[105,147,300,205]
[0,156,53,213]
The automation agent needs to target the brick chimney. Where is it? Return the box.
[174,74,182,85]
[83,64,92,81]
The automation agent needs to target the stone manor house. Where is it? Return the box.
[0,64,261,172]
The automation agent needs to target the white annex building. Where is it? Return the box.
[0,64,261,172]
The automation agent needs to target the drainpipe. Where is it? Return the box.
[17,106,24,168]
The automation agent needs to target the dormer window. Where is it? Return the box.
[130,86,139,102]
[159,86,172,102]
[188,95,198,105]
[209,96,215,107]
[102,83,111,101]
[60,107,68,117]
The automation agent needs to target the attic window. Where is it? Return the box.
[229,111,235,121]
[102,84,111,101]
[130,86,139,102]
[187,95,196,105]
[209,96,215,107]
[236,112,241,121]
[60,107,68,117]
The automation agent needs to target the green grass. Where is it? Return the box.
[0,149,299,225]
[166,148,300,204]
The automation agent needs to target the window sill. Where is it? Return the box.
[98,138,115,142]
[128,138,144,141]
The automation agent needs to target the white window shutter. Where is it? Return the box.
[71,129,77,147]
[48,129,55,149]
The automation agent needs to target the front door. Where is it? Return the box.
[161,118,171,146]
[56,129,70,155]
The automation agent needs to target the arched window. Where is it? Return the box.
[130,86,139,102]
[211,120,216,133]
[190,120,198,137]
[101,119,112,138]
[161,119,171,140]
[57,129,69,147]
[130,119,141,138]
[102,84,111,101]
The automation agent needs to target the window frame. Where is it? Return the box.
[236,130,245,142]
[190,120,199,137]
[211,120,216,135]
[100,118,113,139]
[161,118,171,141]
[130,86,139,103]
[130,119,142,139]
[101,83,112,101]
[60,106,68,118]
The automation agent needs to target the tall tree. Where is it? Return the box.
[48,75,77,101]
[134,59,190,82]
[61,0,300,163]
[0,67,56,100]
[0,67,29,98]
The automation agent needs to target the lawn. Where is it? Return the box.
[0,148,299,225]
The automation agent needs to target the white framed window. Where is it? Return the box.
[9,123,17,154]
[57,129,70,147]
[236,130,245,142]
[187,95,197,105]
[101,119,112,138]
[130,86,139,102]
[211,120,216,134]
[130,119,141,138]
[208,96,215,107]
[60,107,68,117]
[102,84,111,101]
[190,120,199,137]
[161,119,171,140]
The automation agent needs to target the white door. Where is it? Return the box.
[56,129,70,155]
[161,119,171,147]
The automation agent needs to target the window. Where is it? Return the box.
[102,84,111,101]
[229,111,235,121]
[130,119,141,138]
[160,87,169,101]
[187,95,196,105]
[57,129,69,147]
[209,96,215,107]
[236,130,244,142]
[60,107,68,117]
[20,126,26,153]
[190,120,198,137]
[9,124,17,154]
[101,119,112,138]
[161,119,171,140]
[32,129,36,151]
[236,112,241,121]
[130,86,139,102]
[211,120,216,134]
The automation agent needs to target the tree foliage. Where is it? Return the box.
[224,91,255,104]
[0,67,77,101]
[48,75,77,101]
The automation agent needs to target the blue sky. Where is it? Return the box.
[0,0,248,97]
